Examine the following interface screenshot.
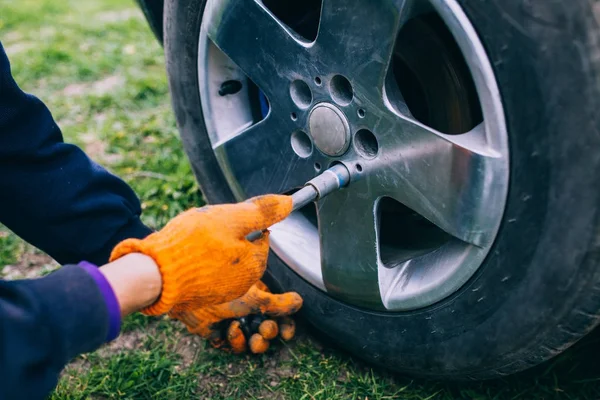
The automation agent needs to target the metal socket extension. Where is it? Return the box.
[246,163,351,242]
[291,163,351,211]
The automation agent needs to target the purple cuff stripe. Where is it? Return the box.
[78,261,121,342]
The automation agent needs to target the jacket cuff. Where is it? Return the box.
[23,265,111,361]
[78,261,121,342]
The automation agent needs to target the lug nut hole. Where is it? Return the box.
[356,163,363,172]
[218,79,243,96]
[314,76,322,86]
[291,112,298,121]
[290,80,312,109]
[314,162,322,171]
[330,75,353,106]
[354,129,379,159]
[291,130,312,158]
[357,108,366,118]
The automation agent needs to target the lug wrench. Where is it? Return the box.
[246,163,352,241]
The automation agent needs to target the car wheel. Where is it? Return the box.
[164,0,600,378]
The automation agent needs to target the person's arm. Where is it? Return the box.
[0,254,161,400]
[0,195,293,400]
[99,253,162,317]
[0,195,297,400]
[0,42,151,266]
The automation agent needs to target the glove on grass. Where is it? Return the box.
[170,281,302,353]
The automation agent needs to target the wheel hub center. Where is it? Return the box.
[308,103,350,157]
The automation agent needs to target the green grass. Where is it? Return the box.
[1,0,600,398]
[0,225,25,267]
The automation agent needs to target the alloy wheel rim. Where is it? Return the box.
[198,0,509,311]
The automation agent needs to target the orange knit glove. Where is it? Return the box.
[169,281,303,354]
[109,195,292,316]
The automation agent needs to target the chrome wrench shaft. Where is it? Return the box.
[246,163,351,241]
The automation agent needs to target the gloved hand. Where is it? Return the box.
[169,281,303,353]
[109,195,293,315]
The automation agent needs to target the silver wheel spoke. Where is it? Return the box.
[199,0,510,311]
[205,0,307,96]
[318,186,383,308]
[213,117,315,199]
[376,116,504,247]
[315,0,410,90]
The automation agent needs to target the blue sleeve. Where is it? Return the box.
[0,41,152,265]
[0,265,112,400]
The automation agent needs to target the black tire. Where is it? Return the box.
[164,0,600,379]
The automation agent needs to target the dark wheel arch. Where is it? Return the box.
[137,0,164,45]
